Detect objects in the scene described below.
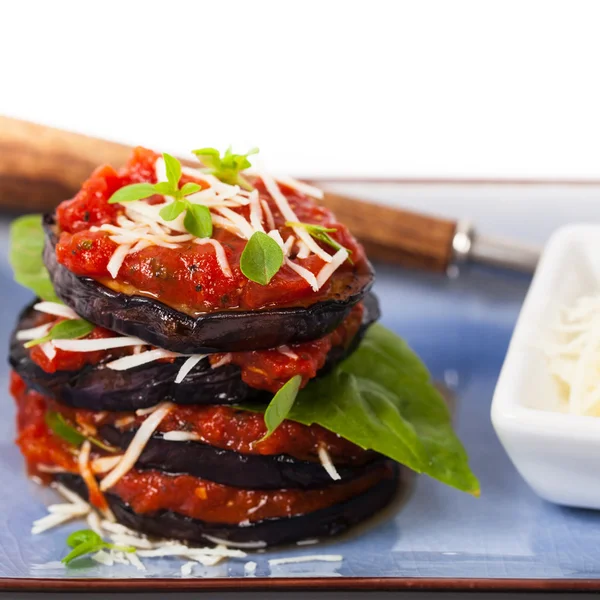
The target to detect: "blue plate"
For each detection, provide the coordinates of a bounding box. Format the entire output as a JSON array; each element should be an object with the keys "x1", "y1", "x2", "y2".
[{"x1": 0, "y1": 208, "x2": 598, "y2": 593}]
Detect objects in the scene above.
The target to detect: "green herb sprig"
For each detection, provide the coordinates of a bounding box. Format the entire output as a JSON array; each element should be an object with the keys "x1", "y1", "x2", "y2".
[
  {"x1": 108, "y1": 153, "x2": 212, "y2": 239},
  {"x1": 9, "y1": 215, "x2": 60, "y2": 302},
  {"x1": 192, "y1": 146, "x2": 258, "y2": 191},
  {"x1": 62, "y1": 529, "x2": 135, "y2": 565},
  {"x1": 24, "y1": 319, "x2": 94, "y2": 349},
  {"x1": 286, "y1": 221, "x2": 353, "y2": 264},
  {"x1": 240, "y1": 231, "x2": 284, "y2": 285},
  {"x1": 45, "y1": 411, "x2": 117, "y2": 454},
  {"x1": 258, "y1": 375, "x2": 302, "y2": 441}
]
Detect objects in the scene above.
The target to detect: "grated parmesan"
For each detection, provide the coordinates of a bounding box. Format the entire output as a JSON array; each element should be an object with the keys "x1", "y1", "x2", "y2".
[
  {"x1": 33, "y1": 302, "x2": 79, "y2": 320},
  {"x1": 545, "y1": 293, "x2": 600, "y2": 415},
  {"x1": 100, "y1": 403, "x2": 173, "y2": 490},
  {"x1": 106, "y1": 348, "x2": 180, "y2": 371},
  {"x1": 175, "y1": 354, "x2": 206, "y2": 384},
  {"x1": 317, "y1": 445, "x2": 341, "y2": 481},
  {"x1": 53, "y1": 336, "x2": 146, "y2": 352},
  {"x1": 162, "y1": 431, "x2": 201, "y2": 442}
]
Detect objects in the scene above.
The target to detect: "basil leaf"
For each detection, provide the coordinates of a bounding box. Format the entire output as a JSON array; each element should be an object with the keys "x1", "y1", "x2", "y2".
[
  {"x1": 260, "y1": 375, "x2": 302, "y2": 441},
  {"x1": 241, "y1": 324, "x2": 479, "y2": 494},
  {"x1": 62, "y1": 539, "x2": 104, "y2": 565},
  {"x1": 9, "y1": 215, "x2": 59, "y2": 301},
  {"x1": 154, "y1": 181, "x2": 176, "y2": 196},
  {"x1": 240, "y1": 231, "x2": 284, "y2": 285},
  {"x1": 45, "y1": 411, "x2": 86, "y2": 446},
  {"x1": 62, "y1": 529, "x2": 135, "y2": 565},
  {"x1": 287, "y1": 221, "x2": 353, "y2": 263},
  {"x1": 45, "y1": 411, "x2": 117, "y2": 453},
  {"x1": 192, "y1": 146, "x2": 258, "y2": 191},
  {"x1": 163, "y1": 152, "x2": 182, "y2": 188},
  {"x1": 25, "y1": 319, "x2": 94, "y2": 348},
  {"x1": 67, "y1": 529, "x2": 102, "y2": 549},
  {"x1": 191, "y1": 147, "x2": 220, "y2": 170},
  {"x1": 159, "y1": 200, "x2": 186, "y2": 221},
  {"x1": 180, "y1": 182, "x2": 201, "y2": 196},
  {"x1": 183, "y1": 203, "x2": 213, "y2": 238},
  {"x1": 108, "y1": 183, "x2": 156, "y2": 204}
]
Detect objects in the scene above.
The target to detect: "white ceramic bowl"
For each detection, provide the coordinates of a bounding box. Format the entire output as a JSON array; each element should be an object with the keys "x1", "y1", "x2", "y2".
[{"x1": 492, "y1": 224, "x2": 600, "y2": 510}]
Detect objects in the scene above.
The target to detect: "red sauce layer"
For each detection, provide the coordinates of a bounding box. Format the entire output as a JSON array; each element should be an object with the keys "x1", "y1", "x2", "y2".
[
  {"x1": 24, "y1": 304, "x2": 363, "y2": 393},
  {"x1": 55, "y1": 147, "x2": 370, "y2": 314},
  {"x1": 110, "y1": 465, "x2": 390, "y2": 524},
  {"x1": 12, "y1": 372, "x2": 369, "y2": 465},
  {"x1": 12, "y1": 374, "x2": 390, "y2": 523}
]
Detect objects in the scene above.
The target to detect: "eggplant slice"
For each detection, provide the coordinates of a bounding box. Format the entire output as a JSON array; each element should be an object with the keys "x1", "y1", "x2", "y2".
[
  {"x1": 56, "y1": 463, "x2": 402, "y2": 547},
  {"x1": 100, "y1": 425, "x2": 382, "y2": 490},
  {"x1": 43, "y1": 215, "x2": 374, "y2": 353},
  {"x1": 9, "y1": 294, "x2": 379, "y2": 411}
]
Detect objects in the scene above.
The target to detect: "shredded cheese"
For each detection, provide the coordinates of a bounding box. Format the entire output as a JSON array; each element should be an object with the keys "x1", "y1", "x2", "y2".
[
  {"x1": 248, "y1": 190, "x2": 265, "y2": 233},
  {"x1": 175, "y1": 354, "x2": 206, "y2": 383},
  {"x1": 91, "y1": 455, "x2": 124, "y2": 474},
  {"x1": 278, "y1": 345, "x2": 298, "y2": 360},
  {"x1": 106, "y1": 242, "x2": 132, "y2": 278},
  {"x1": 79, "y1": 441, "x2": 113, "y2": 520},
  {"x1": 100, "y1": 403, "x2": 173, "y2": 491},
  {"x1": 285, "y1": 258, "x2": 319, "y2": 292},
  {"x1": 201, "y1": 534, "x2": 267, "y2": 549},
  {"x1": 211, "y1": 353, "x2": 232, "y2": 369},
  {"x1": 39, "y1": 342, "x2": 57, "y2": 361},
  {"x1": 259, "y1": 171, "x2": 332, "y2": 263},
  {"x1": 33, "y1": 302, "x2": 79, "y2": 320},
  {"x1": 193, "y1": 239, "x2": 233, "y2": 278},
  {"x1": 53, "y1": 336, "x2": 146, "y2": 352},
  {"x1": 16, "y1": 323, "x2": 52, "y2": 341},
  {"x1": 106, "y1": 348, "x2": 180, "y2": 371},
  {"x1": 162, "y1": 431, "x2": 201, "y2": 442},
  {"x1": 317, "y1": 445, "x2": 341, "y2": 481},
  {"x1": 545, "y1": 294, "x2": 600, "y2": 415},
  {"x1": 316, "y1": 248, "x2": 349, "y2": 289},
  {"x1": 261, "y1": 199, "x2": 276, "y2": 230}
]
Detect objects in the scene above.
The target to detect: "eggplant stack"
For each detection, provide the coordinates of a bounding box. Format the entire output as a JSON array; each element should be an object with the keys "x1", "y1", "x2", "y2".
[{"x1": 8, "y1": 146, "x2": 478, "y2": 549}]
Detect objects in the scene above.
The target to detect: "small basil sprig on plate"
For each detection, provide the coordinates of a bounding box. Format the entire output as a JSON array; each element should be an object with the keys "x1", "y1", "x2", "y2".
[
  {"x1": 24, "y1": 319, "x2": 94, "y2": 349},
  {"x1": 286, "y1": 221, "x2": 353, "y2": 264},
  {"x1": 62, "y1": 529, "x2": 135, "y2": 565},
  {"x1": 192, "y1": 146, "x2": 258, "y2": 191},
  {"x1": 240, "y1": 231, "x2": 284, "y2": 285},
  {"x1": 45, "y1": 411, "x2": 117, "y2": 453},
  {"x1": 9, "y1": 214, "x2": 60, "y2": 301},
  {"x1": 108, "y1": 153, "x2": 212, "y2": 239},
  {"x1": 259, "y1": 375, "x2": 302, "y2": 441}
]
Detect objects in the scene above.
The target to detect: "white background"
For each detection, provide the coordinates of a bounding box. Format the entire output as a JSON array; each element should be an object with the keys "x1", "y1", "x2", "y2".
[{"x1": 1, "y1": 0, "x2": 600, "y2": 179}]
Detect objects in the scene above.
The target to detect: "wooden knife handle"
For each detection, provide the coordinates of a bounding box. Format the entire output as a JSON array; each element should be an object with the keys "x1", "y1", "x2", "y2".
[{"x1": 0, "y1": 116, "x2": 458, "y2": 272}]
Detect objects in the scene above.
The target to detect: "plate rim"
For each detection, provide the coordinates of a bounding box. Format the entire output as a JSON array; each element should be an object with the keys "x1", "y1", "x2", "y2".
[{"x1": 1, "y1": 576, "x2": 600, "y2": 593}]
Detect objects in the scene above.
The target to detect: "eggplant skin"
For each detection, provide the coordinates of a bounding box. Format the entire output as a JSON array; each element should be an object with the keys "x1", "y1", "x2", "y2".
[
  {"x1": 100, "y1": 425, "x2": 383, "y2": 490},
  {"x1": 43, "y1": 215, "x2": 375, "y2": 353},
  {"x1": 9, "y1": 294, "x2": 379, "y2": 411},
  {"x1": 55, "y1": 464, "x2": 401, "y2": 547}
]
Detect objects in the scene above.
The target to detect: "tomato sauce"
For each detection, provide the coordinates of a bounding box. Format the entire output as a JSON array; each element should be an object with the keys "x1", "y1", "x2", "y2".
[
  {"x1": 12, "y1": 372, "x2": 369, "y2": 466},
  {"x1": 110, "y1": 465, "x2": 391, "y2": 524},
  {"x1": 12, "y1": 373, "x2": 390, "y2": 522},
  {"x1": 55, "y1": 147, "x2": 371, "y2": 315},
  {"x1": 211, "y1": 302, "x2": 363, "y2": 392},
  {"x1": 23, "y1": 303, "x2": 363, "y2": 393}
]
